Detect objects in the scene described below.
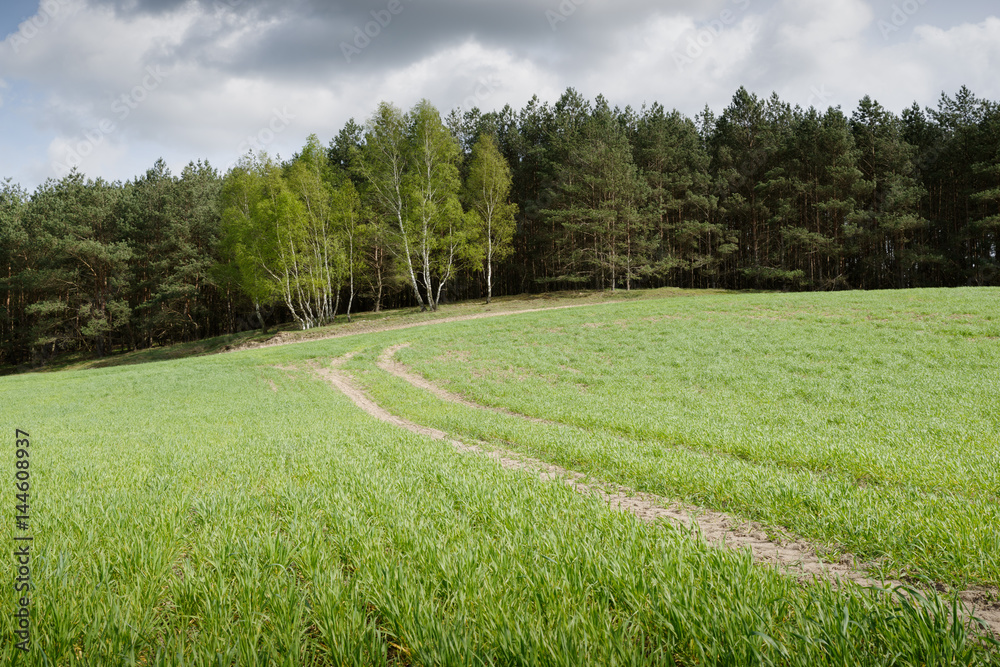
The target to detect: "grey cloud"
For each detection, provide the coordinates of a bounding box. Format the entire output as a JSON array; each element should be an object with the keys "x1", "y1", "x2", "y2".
[
  {"x1": 91, "y1": 0, "x2": 725, "y2": 79},
  {"x1": 3, "y1": 0, "x2": 993, "y2": 190},
  {"x1": 868, "y1": 0, "x2": 998, "y2": 38}
]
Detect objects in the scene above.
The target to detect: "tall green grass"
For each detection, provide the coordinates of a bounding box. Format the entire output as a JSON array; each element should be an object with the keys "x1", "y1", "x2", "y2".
[
  {"x1": 1, "y1": 326, "x2": 996, "y2": 663},
  {"x1": 348, "y1": 287, "x2": 1000, "y2": 589}
]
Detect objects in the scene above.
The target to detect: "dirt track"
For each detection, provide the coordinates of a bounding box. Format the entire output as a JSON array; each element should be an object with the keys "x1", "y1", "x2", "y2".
[
  {"x1": 376, "y1": 343, "x2": 555, "y2": 424},
  {"x1": 311, "y1": 348, "x2": 1000, "y2": 640},
  {"x1": 230, "y1": 301, "x2": 618, "y2": 354}
]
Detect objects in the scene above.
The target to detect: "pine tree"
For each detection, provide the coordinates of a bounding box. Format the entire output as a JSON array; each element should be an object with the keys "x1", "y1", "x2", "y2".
[
  {"x1": 632, "y1": 103, "x2": 728, "y2": 288},
  {"x1": 24, "y1": 173, "x2": 132, "y2": 358},
  {"x1": 543, "y1": 96, "x2": 647, "y2": 290},
  {"x1": 849, "y1": 97, "x2": 929, "y2": 288},
  {"x1": 0, "y1": 180, "x2": 31, "y2": 364},
  {"x1": 710, "y1": 87, "x2": 785, "y2": 288},
  {"x1": 968, "y1": 102, "x2": 1000, "y2": 284}
]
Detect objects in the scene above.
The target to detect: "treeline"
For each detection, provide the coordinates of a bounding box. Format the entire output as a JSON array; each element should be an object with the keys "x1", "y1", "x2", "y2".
[
  {"x1": 483, "y1": 86, "x2": 999, "y2": 294},
  {"x1": 1, "y1": 86, "x2": 998, "y2": 366}
]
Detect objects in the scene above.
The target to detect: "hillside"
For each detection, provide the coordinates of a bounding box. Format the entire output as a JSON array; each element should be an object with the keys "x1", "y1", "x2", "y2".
[{"x1": 2, "y1": 287, "x2": 998, "y2": 664}]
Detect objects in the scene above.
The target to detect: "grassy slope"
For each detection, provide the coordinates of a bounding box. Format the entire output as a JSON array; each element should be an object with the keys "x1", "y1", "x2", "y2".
[
  {"x1": 361, "y1": 287, "x2": 1000, "y2": 588},
  {"x1": 0, "y1": 287, "x2": 997, "y2": 664},
  {"x1": 23, "y1": 288, "x2": 676, "y2": 375}
]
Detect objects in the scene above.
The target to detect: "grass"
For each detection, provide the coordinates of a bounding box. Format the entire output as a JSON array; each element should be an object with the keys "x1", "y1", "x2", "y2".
[
  {"x1": 359, "y1": 287, "x2": 1000, "y2": 589},
  {"x1": 0, "y1": 287, "x2": 998, "y2": 664},
  {"x1": 16, "y1": 288, "x2": 681, "y2": 375}
]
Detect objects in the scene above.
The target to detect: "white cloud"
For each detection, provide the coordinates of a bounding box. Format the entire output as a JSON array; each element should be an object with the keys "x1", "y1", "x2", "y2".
[
  {"x1": 907, "y1": 17, "x2": 1000, "y2": 97},
  {"x1": 359, "y1": 40, "x2": 559, "y2": 117},
  {"x1": 0, "y1": 0, "x2": 998, "y2": 188},
  {"x1": 569, "y1": 8, "x2": 765, "y2": 111},
  {"x1": 47, "y1": 134, "x2": 128, "y2": 178},
  {"x1": 775, "y1": 0, "x2": 873, "y2": 48}
]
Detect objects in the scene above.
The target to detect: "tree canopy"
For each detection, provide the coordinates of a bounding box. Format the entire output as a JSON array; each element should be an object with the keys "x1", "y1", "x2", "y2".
[{"x1": 3, "y1": 88, "x2": 999, "y2": 367}]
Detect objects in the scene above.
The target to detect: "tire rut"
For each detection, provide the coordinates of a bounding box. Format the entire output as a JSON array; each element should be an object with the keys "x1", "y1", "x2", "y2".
[
  {"x1": 229, "y1": 301, "x2": 617, "y2": 354},
  {"x1": 377, "y1": 343, "x2": 556, "y2": 425},
  {"x1": 361, "y1": 348, "x2": 1000, "y2": 640}
]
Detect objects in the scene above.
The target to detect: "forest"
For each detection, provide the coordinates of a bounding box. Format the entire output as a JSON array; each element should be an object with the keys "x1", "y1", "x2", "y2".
[{"x1": 1, "y1": 85, "x2": 998, "y2": 367}]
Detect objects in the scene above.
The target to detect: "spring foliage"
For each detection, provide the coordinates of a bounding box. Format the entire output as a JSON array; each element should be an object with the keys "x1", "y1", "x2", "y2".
[{"x1": 2, "y1": 87, "x2": 999, "y2": 365}]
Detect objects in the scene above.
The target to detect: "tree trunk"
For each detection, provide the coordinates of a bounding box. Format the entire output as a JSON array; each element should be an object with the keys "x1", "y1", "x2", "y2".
[
  {"x1": 255, "y1": 302, "x2": 268, "y2": 334},
  {"x1": 346, "y1": 238, "x2": 355, "y2": 323}
]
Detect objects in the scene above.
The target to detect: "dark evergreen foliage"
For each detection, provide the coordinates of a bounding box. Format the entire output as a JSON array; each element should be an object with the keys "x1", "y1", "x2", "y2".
[{"x1": 2, "y1": 87, "x2": 998, "y2": 367}]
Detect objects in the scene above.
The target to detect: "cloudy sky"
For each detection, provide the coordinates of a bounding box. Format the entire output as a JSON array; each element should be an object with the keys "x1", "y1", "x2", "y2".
[{"x1": 0, "y1": 0, "x2": 997, "y2": 189}]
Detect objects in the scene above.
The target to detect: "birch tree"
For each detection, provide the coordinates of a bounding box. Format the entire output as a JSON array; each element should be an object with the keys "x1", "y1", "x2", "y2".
[
  {"x1": 405, "y1": 99, "x2": 477, "y2": 310},
  {"x1": 360, "y1": 100, "x2": 479, "y2": 311},
  {"x1": 286, "y1": 135, "x2": 345, "y2": 325},
  {"x1": 218, "y1": 156, "x2": 274, "y2": 331},
  {"x1": 332, "y1": 179, "x2": 362, "y2": 321},
  {"x1": 465, "y1": 133, "x2": 517, "y2": 303},
  {"x1": 220, "y1": 153, "x2": 321, "y2": 330},
  {"x1": 359, "y1": 102, "x2": 428, "y2": 310}
]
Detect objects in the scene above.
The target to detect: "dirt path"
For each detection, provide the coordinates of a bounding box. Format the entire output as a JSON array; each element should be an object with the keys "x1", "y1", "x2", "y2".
[
  {"x1": 358, "y1": 347, "x2": 1000, "y2": 639},
  {"x1": 377, "y1": 343, "x2": 556, "y2": 424},
  {"x1": 230, "y1": 301, "x2": 617, "y2": 354}
]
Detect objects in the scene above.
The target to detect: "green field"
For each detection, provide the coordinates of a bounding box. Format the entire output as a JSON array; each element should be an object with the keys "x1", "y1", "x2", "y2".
[{"x1": 2, "y1": 287, "x2": 999, "y2": 665}]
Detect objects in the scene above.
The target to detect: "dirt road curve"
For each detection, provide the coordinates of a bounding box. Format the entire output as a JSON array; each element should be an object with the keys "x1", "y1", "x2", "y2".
[
  {"x1": 231, "y1": 301, "x2": 617, "y2": 354},
  {"x1": 313, "y1": 351, "x2": 1000, "y2": 640},
  {"x1": 376, "y1": 343, "x2": 556, "y2": 424}
]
